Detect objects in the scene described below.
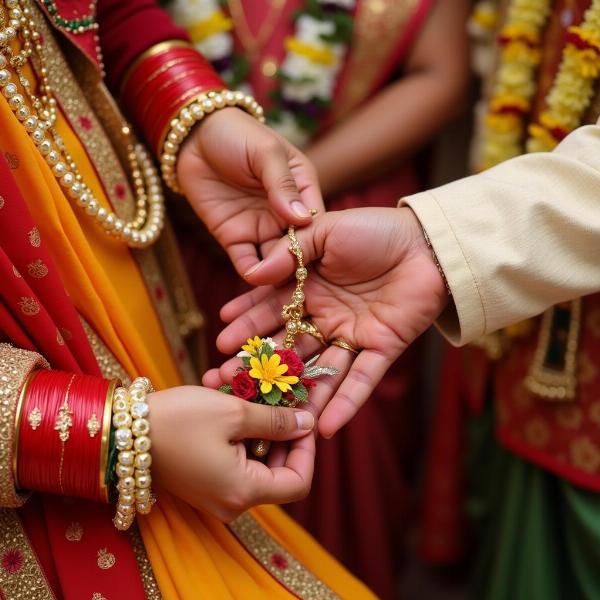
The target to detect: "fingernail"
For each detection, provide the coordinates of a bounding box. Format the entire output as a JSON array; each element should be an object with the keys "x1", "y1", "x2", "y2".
[
  {"x1": 291, "y1": 201, "x2": 310, "y2": 218},
  {"x1": 244, "y1": 260, "x2": 264, "y2": 277},
  {"x1": 295, "y1": 410, "x2": 314, "y2": 430}
]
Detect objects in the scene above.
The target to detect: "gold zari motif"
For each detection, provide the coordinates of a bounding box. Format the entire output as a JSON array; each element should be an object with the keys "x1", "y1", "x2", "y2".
[{"x1": 0, "y1": 344, "x2": 48, "y2": 507}]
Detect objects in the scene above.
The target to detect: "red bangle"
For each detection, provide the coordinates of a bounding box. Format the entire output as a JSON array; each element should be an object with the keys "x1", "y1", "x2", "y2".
[
  {"x1": 17, "y1": 370, "x2": 113, "y2": 503},
  {"x1": 120, "y1": 42, "x2": 224, "y2": 156}
]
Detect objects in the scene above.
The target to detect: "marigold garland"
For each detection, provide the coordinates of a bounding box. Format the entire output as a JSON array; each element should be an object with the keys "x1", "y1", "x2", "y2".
[
  {"x1": 479, "y1": 0, "x2": 552, "y2": 169},
  {"x1": 527, "y1": 0, "x2": 600, "y2": 151}
]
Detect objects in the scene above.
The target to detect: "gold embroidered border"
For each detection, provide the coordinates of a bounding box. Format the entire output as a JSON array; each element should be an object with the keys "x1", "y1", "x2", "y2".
[
  {"x1": 334, "y1": 0, "x2": 420, "y2": 119},
  {"x1": 0, "y1": 344, "x2": 48, "y2": 507},
  {"x1": 129, "y1": 524, "x2": 163, "y2": 600},
  {"x1": 80, "y1": 319, "x2": 131, "y2": 386},
  {"x1": 0, "y1": 509, "x2": 55, "y2": 599},
  {"x1": 229, "y1": 513, "x2": 340, "y2": 599},
  {"x1": 32, "y1": 7, "x2": 136, "y2": 220}
]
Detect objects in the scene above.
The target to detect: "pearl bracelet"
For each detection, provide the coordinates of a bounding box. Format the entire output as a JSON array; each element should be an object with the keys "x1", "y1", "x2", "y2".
[
  {"x1": 160, "y1": 89, "x2": 266, "y2": 193},
  {"x1": 112, "y1": 377, "x2": 154, "y2": 531}
]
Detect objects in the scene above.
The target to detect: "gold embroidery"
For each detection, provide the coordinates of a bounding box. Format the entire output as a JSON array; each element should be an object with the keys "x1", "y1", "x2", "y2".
[
  {"x1": 555, "y1": 406, "x2": 583, "y2": 430},
  {"x1": 4, "y1": 152, "x2": 19, "y2": 170},
  {"x1": 27, "y1": 407, "x2": 42, "y2": 431},
  {"x1": 570, "y1": 436, "x2": 600, "y2": 473},
  {"x1": 26, "y1": 259, "x2": 48, "y2": 279},
  {"x1": 58, "y1": 327, "x2": 73, "y2": 341},
  {"x1": 129, "y1": 525, "x2": 162, "y2": 600},
  {"x1": 54, "y1": 375, "x2": 75, "y2": 443},
  {"x1": 92, "y1": 594, "x2": 108, "y2": 600},
  {"x1": 80, "y1": 319, "x2": 130, "y2": 385},
  {"x1": 28, "y1": 227, "x2": 40, "y2": 248},
  {"x1": 0, "y1": 509, "x2": 55, "y2": 599},
  {"x1": 1, "y1": 344, "x2": 47, "y2": 507},
  {"x1": 56, "y1": 329, "x2": 65, "y2": 346},
  {"x1": 96, "y1": 548, "x2": 116, "y2": 570},
  {"x1": 0, "y1": 195, "x2": 4, "y2": 209},
  {"x1": 229, "y1": 513, "x2": 340, "y2": 599},
  {"x1": 12, "y1": 265, "x2": 21, "y2": 278},
  {"x1": 87, "y1": 413, "x2": 100, "y2": 437},
  {"x1": 65, "y1": 521, "x2": 83, "y2": 542},
  {"x1": 334, "y1": 0, "x2": 420, "y2": 118},
  {"x1": 524, "y1": 417, "x2": 550, "y2": 448},
  {"x1": 18, "y1": 297, "x2": 40, "y2": 316}
]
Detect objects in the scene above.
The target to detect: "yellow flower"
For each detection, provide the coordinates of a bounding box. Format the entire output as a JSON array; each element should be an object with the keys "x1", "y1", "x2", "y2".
[
  {"x1": 241, "y1": 336, "x2": 263, "y2": 356},
  {"x1": 249, "y1": 353, "x2": 299, "y2": 394}
]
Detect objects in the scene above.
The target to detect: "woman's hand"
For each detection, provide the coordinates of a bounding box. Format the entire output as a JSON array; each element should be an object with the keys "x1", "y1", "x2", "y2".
[
  {"x1": 177, "y1": 108, "x2": 324, "y2": 276},
  {"x1": 147, "y1": 385, "x2": 315, "y2": 521},
  {"x1": 206, "y1": 207, "x2": 448, "y2": 438}
]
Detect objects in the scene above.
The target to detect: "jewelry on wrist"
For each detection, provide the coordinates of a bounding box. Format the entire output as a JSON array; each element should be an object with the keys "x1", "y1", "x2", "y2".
[
  {"x1": 160, "y1": 89, "x2": 266, "y2": 193},
  {"x1": 16, "y1": 370, "x2": 114, "y2": 502},
  {"x1": 113, "y1": 377, "x2": 154, "y2": 531},
  {"x1": 422, "y1": 228, "x2": 452, "y2": 296}
]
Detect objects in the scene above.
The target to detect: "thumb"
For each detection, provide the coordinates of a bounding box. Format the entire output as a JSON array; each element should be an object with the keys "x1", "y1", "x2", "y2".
[
  {"x1": 244, "y1": 212, "x2": 334, "y2": 284},
  {"x1": 236, "y1": 403, "x2": 315, "y2": 441},
  {"x1": 251, "y1": 139, "x2": 313, "y2": 223}
]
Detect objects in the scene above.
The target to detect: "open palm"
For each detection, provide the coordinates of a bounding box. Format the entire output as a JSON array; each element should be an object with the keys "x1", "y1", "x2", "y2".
[
  {"x1": 177, "y1": 108, "x2": 324, "y2": 276},
  {"x1": 208, "y1": 207, "x2": 448, "y2": 437}
]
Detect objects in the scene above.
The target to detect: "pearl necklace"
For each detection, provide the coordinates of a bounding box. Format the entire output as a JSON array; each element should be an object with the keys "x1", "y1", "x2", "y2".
[{"x1": 0, "y1": 0, "x2": 164, "y2": 248}]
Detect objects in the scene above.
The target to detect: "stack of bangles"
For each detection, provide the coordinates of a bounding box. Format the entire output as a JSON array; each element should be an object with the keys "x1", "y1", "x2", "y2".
[{"x1": 14, "y1": 371, "x2": 154, "y2": 530}]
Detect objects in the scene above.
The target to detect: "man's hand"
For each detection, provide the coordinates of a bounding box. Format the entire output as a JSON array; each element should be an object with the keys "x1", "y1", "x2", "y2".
[
  {"x1": 204, "y1": 207, "x2": 449, "y2": 437},
  {"x1": 177, "y1": 107, "x2": 324, "y2": 276}
]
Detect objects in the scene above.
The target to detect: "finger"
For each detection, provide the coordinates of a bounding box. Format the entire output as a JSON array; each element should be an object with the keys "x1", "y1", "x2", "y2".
[
  {"x1": 266, "y1": 441, "x2": 290, "y2": 469},
  {"x1": 237, "y1": 403, "x2": 315, "y2": 441},
  {"x1": 220, "y1": 285, "x2": 278, "y2": 324},
  {"x1": 226, "y1": 241, "x2": 262, "y2": 279},
  {"x1": 243, "y1": 214, "x2": 334, "y2": 286},
  {"x1": 318, "y1": 348, "x2": 397, "y2": 438},
  {"x1": 217, "y1": 286, "x2": 293, "y2": 354},
  {"x1": 245, "y1": 433, "x2": 315, "y2": 505},
  {"x1": 202, "y1": 368, "x2": 224, "y2": 388},
  {"x1": 252, "y1": 140, "x2": 313, "y2": 223}
]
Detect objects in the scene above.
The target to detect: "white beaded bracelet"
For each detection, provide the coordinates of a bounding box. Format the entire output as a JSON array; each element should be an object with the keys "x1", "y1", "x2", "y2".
[{"x1": 160, "y1": 89, "x2": 266, "y2": 193}]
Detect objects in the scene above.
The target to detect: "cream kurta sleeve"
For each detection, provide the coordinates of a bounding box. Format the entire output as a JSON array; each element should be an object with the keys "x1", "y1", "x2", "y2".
[{"x1": 402, "y1": 123, "x2": 600, "y2": 346}]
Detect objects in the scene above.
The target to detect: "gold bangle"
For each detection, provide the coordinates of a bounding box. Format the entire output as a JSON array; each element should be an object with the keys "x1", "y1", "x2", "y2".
[
  {"x1": 12, "y1": 369, "x2": 38, "y2": 490},
  {"x1": 99, "y1": 379, "x2": 118, "y2": 503},
  {"x1": 160, "y1": 89, "x2": 266, "y2": 193}
]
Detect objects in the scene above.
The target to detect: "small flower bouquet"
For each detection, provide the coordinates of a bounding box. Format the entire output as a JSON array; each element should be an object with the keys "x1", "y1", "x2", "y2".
[{"x1": 219, "y1": 336, "x2": 338, "y2": 407}]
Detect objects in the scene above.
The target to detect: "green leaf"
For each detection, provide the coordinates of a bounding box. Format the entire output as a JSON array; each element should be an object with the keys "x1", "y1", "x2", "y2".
[
  {"x1": 291, "y1": 382, "x2": 309, "y2": 403},
  {"x1": 242, "y1": 356, "x2": 251, "y2": 368},
  {"x1": 218, "y1": 384, "x2": 233, "y2": 395},
  {"x1": 260, "y1": 343, "x2": 274, "y2": 358},
  {"x1": 261, "y1": 387, "x2": 282, "y2": 405}
]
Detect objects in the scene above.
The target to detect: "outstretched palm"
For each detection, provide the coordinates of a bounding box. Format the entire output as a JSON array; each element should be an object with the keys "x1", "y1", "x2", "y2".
[
  {"x1": 208, "y1": 207, "x2": 448, "y2": 436},
  {"x1": 177, "y1": 108, "x2": 324, "y2": 276}
]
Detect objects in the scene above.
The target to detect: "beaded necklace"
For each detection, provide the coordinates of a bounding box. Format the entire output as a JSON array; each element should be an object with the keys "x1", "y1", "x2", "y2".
[{"x1": 0, "y1": 0, "x2": 164, "y2": 248}]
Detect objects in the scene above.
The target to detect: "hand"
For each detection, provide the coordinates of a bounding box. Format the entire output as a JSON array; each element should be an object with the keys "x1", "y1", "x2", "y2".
[
  {"x1": 177, "y1": 108, "x2": 324, "y2": 276},
  {"x1": 206, "y1": 207, "x2": 448, "y2": 437},
  {"x1": 147, "y1": 385, "x2": 315, "y2": 521}
]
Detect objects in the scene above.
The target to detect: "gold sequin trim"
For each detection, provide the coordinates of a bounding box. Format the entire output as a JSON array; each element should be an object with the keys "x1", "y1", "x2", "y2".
[
  {"x1": 0, "y1": 509, "x2": 55, "y2": 599},
  {"x1": 0, "y1": 344, "x2": 48, "y2": 507},
  {"x1": 87, "y1": 413, "x2": 100, "y2": 437},
  {"x1": 80, "y1": 319, "x2": 130, "y2": 386},
  {"x1": 129, "y1": 524, "x2": 162, "y2": 600},
  {"x1": 229, "y1": 513, "x2": 340, "y2": 599},
  {"x1": 334, "y1": 0, "x2": 419, "y2": 119}
]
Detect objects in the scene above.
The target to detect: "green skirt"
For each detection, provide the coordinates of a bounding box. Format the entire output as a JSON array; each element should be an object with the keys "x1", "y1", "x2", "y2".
[{"x1": 466, "y1": 407, "x2": 600, "y2": 600}]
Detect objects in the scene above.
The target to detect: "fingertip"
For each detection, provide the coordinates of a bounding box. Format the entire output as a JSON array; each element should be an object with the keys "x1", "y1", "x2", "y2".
[
  {"x1": 202, "y1": 368, "x2": 222, "y2": 388},
  {"x1": 294, "y1": 410, "x2": 314, "y2": 431}
]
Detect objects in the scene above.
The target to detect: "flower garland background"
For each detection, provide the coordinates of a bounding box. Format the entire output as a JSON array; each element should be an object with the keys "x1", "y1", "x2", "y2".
[{"x1": 168, "y1": 0, "x2": 355, "y2": 147}]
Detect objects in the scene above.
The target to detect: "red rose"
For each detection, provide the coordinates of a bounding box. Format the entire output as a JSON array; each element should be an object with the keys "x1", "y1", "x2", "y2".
[
  {"x1": 232, "y1": 370, "x2": 258, "y2": 401},
  {"x1": 275, "y1": 349, "x2": 304, "y2": 376},
  {"x1": 301, "y1": 378, "x2": 316, "y2": 390}
]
